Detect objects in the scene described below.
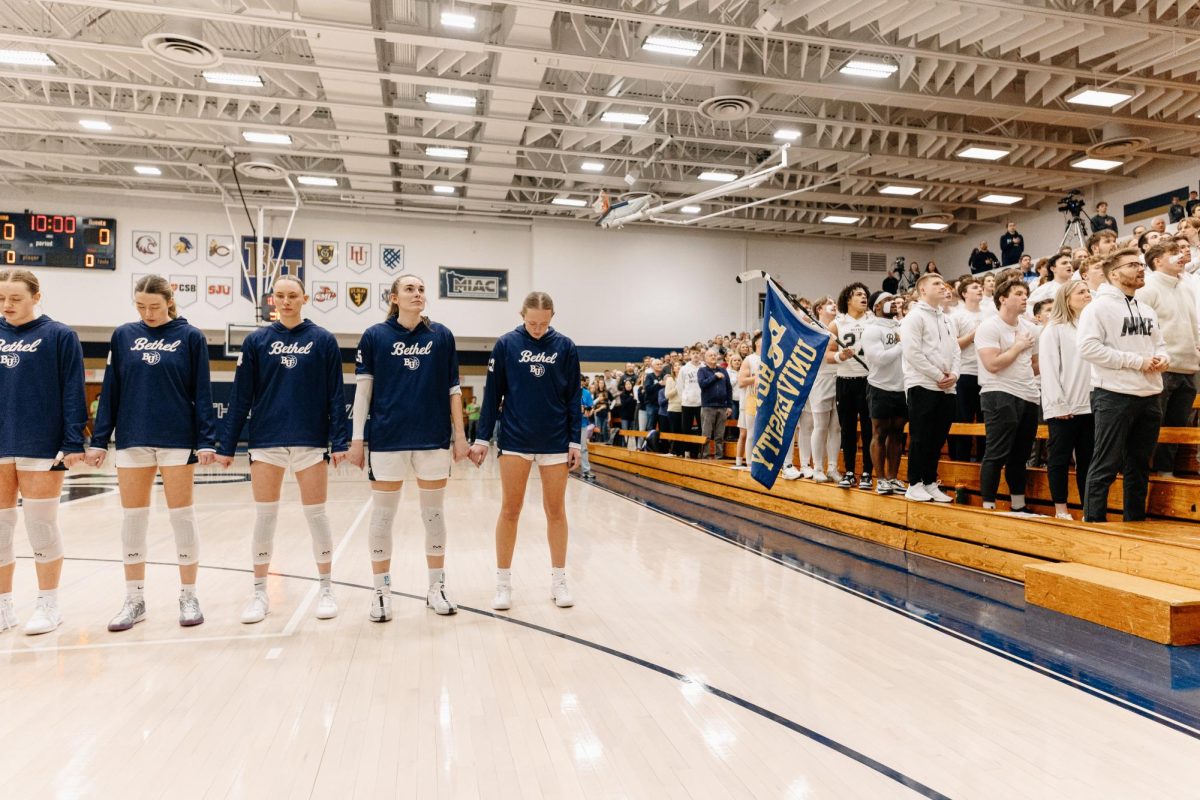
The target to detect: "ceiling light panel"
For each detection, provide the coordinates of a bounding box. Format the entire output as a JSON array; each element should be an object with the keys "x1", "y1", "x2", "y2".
[
  {"x1": 980, "y1": 193, "x2": 1023, "y2": 205},
  {"x1": 822, "y1": 215, "x2": 860, "y2": 224},
  {"x1": 1066, "y1": 88, "x2": 1133, "y2": 108},
  {"x1": 956, "y1": 146, "x2": 1010, "y2": 160},
  {"x1": 600, "y1": 111, "x2": 650, "y2": 125},
  {"x1": 879, "y1": 185, "x2": 922, "y2": 196}
]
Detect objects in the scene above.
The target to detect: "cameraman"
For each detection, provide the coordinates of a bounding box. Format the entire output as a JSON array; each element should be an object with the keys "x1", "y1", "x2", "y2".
[{"x1": 1090, "y1": 201, "x2": 1118, "y2": 234}]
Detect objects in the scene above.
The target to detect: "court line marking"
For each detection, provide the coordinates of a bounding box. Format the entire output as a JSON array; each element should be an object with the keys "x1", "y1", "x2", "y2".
[{"x1": 586, "y1": 469, "x2": 1200, "y2": 742}]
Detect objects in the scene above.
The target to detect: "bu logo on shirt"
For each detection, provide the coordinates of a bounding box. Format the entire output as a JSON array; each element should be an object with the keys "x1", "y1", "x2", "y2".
[
  {"x1": 142, "y1": 351, "x2": 161, "y2": 365},
  {"x1": 0, "y1": 354, "x2": 18, "y2": 368},
  {"x1": 403, "y1": 357, "x2": 420, "y2": 370},
  {"x1": 281, "y1": 355, "x2": 298, "y2": 369},
  {"x1": 529, "y1": 363, "x2": 545, "y2": 377}
]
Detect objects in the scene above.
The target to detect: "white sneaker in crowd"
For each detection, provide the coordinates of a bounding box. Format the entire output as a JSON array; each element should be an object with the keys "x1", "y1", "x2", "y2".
[
  {"x1": 240, "y1": 591, "x2": 270, "y2": 625},
  {"x1": 780, "y1": 466, "x2": 802, "y2": 481},
  {"x1": 23, "y1": 598, "x2": 62, "y2": 636},
  {"x1": 800, "y1": 467, "x2": 814, "y2": 479},
  {"x1": 0, "y1": 596, "x2": 17, "y2": 632},
  {"x1": 1055, "y1": 512, "x2": 1074, "y2": 521},
  {"x1": 315, "y1": 588, "x2": 338, "y2": 620},
  {"x1": 925, "y1": 483, "x2": 953, "y2": 503},
  {"x1": 905, "y1": 484, "x2": 933, "y2": 503},
  {"x1": 812, "y1": 471, "x2": 829, "y2": 483}
]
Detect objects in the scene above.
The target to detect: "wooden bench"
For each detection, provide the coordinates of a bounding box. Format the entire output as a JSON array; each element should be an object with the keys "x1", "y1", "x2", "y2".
[
  {"x1": 1025, "y1": 563, "x2": 1200, "y2": 645},
  {"x1": 945, "y1": 422, "x2": 1200, "y2": 445},
  {"x1": 616, "y1": 429, "x2": 708, "y2": 445}
]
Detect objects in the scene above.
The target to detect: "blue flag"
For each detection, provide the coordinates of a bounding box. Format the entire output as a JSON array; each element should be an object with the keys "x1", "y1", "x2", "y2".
[{"x1": 750, "y1": 282, "x2": 831, "y2": 489}]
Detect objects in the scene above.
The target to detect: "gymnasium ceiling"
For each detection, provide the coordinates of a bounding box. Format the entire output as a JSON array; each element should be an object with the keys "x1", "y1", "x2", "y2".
[{"x1": 2, "y1": 0, "x2": 1200, "y2": 243}]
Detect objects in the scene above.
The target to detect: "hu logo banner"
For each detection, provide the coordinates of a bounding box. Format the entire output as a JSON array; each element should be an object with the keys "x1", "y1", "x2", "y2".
[{"x1": 749, "y1": 282, "x2": 830, "y2": 489}]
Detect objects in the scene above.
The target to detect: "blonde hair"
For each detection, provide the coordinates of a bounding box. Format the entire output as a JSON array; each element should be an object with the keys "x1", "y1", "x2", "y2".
[
  {"x1": 521, "y1": 291, "x2": 554, "y2": 315},
  {"x1": 133, "y1": 274, "x2": 178, "y2": 319},
  {"x1": 1048, "y1": 279, "x2": 1087, "y2": 327},
  {"x1": 0, "y1": 268, "x2": 40, "y2": 296},
  {"x1": 272, "y1": 274, "x2": 305, "y2": 293}
]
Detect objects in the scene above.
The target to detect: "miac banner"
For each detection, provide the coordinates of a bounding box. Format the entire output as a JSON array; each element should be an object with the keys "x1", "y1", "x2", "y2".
[{"x1": 749, "y1": 281, "x2": 830, "y2": 489}]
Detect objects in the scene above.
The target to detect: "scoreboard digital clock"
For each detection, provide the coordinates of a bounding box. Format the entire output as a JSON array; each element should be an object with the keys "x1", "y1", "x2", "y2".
[{"x1": 0, "y1": 211, "x2": 116, "y2": 270}]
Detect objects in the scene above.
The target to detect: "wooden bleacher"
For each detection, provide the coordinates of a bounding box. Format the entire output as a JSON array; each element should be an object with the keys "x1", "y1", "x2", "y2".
[{"x1": 589, "y1": 442, "x2": 1200, "y2": 644}]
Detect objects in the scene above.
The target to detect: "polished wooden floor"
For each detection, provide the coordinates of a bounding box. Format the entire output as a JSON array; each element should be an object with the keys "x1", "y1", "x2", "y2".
[{"x1": 1, "y1": 457, "x2": 1197, "y2": 799}]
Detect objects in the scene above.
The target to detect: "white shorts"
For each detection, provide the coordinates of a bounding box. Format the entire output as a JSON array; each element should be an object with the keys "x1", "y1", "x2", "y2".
[
  {"x1": 368, "y1": 449, "x2": 451, "y2": 482},
  {"x1": 114, "y1": 447, "x2": 195, "y2": 469},
  {"x1": 249, "y1": 447, "x2": 327, "y2": 472},
  {"x1": 0, "y1": 456, "x2": 59, "y2": 472},
  {"x1": 499, "y1": 451, "x2": 569, "y2": 466}
]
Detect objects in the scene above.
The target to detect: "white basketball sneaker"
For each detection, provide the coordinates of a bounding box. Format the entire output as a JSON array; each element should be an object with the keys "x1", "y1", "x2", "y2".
[
  {"x1": 904, "y1": 483, "x2": 933, "y2": 503},
  {"x1": 0, "y1": 597, "x2": 17, "y2": 632},
  {"x1": 315, "y1": 588, "x2": 338, "y2": 619},
  {"x1": 23, "y1": 598, "x2": 62, "y2": 636},
  {"x1": 551, "y1": 576, "x2": 574, "y2": 608},
  {"x1": 107, "y1": 596, "x2": 147, "y2": 632},
  {"x1": 179, "y1": 594, "x2": 204, "y2": 627},
  {"x1": 240, "y1": 590, "x2": 270, "y2": 624},
  {"x1": 427, "y1": 582, "x2": 458, "y2": 616},
  {"x1": 368, "y1": 590, "x2": 392, "y2": 623},
  {"x1": 492, "y1": 583, "x2": 512, "y2": 611},
  {"x1": 925, "y1": 483, "x2": 953, "y2": 503},
  {"x1": 780, "y1": 466, "x2": 802, "y2": 481}
]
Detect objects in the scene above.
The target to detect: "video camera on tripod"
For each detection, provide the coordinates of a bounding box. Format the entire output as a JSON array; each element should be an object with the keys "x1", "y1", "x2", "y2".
[{"x1": 1058, "y1": 189, "x2": 1086, "y2": 218}]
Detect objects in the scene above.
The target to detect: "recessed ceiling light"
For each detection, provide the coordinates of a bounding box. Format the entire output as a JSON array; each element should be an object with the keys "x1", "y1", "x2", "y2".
[
  {"x1": 133, "y1": 165, "x2": 161, "y2": 176},
  {"x1": 642, "y1": 36, "x2": 703, "y2": 57},
  {"x1": 0, "y1": 50, "x2": 55, "y2": 66},
  {"x1": 580, "y1": 161, "x2": 605, "y2": 172},
  {"x1": 681, "y1": 205, "x2": 702, "y2": 214},
  {"x1": 822, "y1": 215, "x2": 861, "y2": 224},
  {"x1": 956, "y1": 145, "x2": 1010, "y2": 161},
  {"x1": 426, "y1": 146, "x2": 469, "y2": 159},
  {"x1": 773, "y1": 129, "x2": 801, "y2": 141},
  {"x1": 79, "y1": 119, "x2": 111, "y2": 131},
  {"x1": 1066, "y1": 87, "x2": 1133, "y2": 108},
  {"x1": 243, "y1": 131, "x2": 292, "y2": 145},
  {"x1": 551, "y1": 197, "x2": 587, "y2": 207},
  {"x1": 202, "y1": 71, "x2": 263, "y2": 87},
  {"x1": 911, "y1": 221, "x2": 949, "y2": 231},
  {"x1": 297, "y1": 175, "x2": 337, "y2": 187},
  {"x1": 441, "y1": 11, "x2": 476, "y2": 29},
  {"x1": 879, "y1": 185, "x2": 922, "y2": 196},
  {"x1": 1071, "y1": 157, "x2": 1122, "y2": 171},
  {"x1": 979, "y1": 193, "x2": 1023, "y2": 205},
  {"x1": 425, "y1": 92, "x2": 476, "y2": 108},
  {"x1": 433, "y1": 185, "x2": 456, "y2": 194},
  {"x1": 601, "y1": 111, "x2": 650, "y2": 125},
  {"x1": 699, "y1": 171, "x2": 737, "y2": 182},
  {"x1": 839, "y1": 59, "x2": 898, "y2": 78}
]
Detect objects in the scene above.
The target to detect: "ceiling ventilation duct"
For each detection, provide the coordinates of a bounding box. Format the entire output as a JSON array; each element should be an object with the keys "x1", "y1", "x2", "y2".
[
  {"x1": 235, "y1": 156, "x2": 287, "y2": 181},
  {"x1": 1086, "y1": 122, "x2": 1151, "y2": 158},
  {"x1": 697, "y1": 80, "x2": 759, "y2": 122},
  {"x1": 143, "y1": 17, "x2": 223, "y2": 68}
]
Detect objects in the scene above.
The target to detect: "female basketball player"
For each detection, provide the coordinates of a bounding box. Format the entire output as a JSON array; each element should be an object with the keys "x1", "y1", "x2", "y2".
[
  {"x1": 213, "y1": 275, "x2": 349, "y2": 624},
  {"x1": 0, "y1": 269, "x2": 86, "y2": 635},
  {"x1": 467, "y1": 292, "x2": 582, "y2": 610},
  {"x1": 86, "y1": 275, "x2": 216, "y2": 631},
  {"x1": 347, "y1": 274, "x2": 469, "y2": 623}
]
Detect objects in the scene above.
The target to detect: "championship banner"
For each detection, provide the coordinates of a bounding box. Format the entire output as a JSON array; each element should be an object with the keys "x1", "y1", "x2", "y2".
[{"x1": 749, "y1": 281, "x2": 830, "y2": 489}]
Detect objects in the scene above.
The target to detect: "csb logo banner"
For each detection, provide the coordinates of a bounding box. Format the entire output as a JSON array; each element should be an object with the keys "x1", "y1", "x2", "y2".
[{"x1": 749, "y1": 281, "x2": 830, "y2": 490}]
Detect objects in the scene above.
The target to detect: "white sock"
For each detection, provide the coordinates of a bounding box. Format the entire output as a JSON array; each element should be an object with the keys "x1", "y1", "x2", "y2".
[
  {"x1": 319, "y1": 574, "x2": 332, "y2": 590},
  {"x1": 1, "y1": 591, "x2": 12, "y2": 603},
  {"x1": 496, "y1": 568, "x2": 511, "y2": 586},
  {"x1": 253, "y1": 577, "x2": 266, "y2": 593},
  {"x1": 372, "y1": 572, "x2": 390, "y2": 593},
  {"x1": 551, "y1": 568, "x2": 566, "y2": 582},
  {"x1": 180, "y1": 583, "x2": 196, "y2": 599},
  {"x1": 126, "y1": 579, "x2": 144, "y2": 599},
  {"x1": 1011, "y1": 494, "x2": 1025, "y2": 509},
  {"x1": 428, "y1": 568, "x2": 445, "y2": 587},
  {"x1": 38, "y1": 588, "x2": 58, "y2": 602}
]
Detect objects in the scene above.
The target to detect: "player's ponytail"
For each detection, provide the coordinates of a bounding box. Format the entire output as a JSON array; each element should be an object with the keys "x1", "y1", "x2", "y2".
[{"x1": 133, "y1": 274, "x2": 178, "y2": 319}]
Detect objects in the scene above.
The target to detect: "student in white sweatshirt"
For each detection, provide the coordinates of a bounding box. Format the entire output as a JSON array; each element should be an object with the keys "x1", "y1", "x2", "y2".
[
  {"x1": 1136, "y1": 241, "x2": 1199, "y2": 477},
  {"x1": 900, "y1": 274, "x2": 961, "y2": 503},
  {"x1": 862, "y1": 293, "x2": 907, "y2": 495},
  {"x1": 1039, "y1": 280, "x2": 1094, "y2": 520},
  {"x1": 1077, "y1": 248, "x2": 1170, "y2": 522}
]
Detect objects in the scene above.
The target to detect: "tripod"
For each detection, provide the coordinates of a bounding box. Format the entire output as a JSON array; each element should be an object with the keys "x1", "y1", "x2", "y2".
[{"x1": 1060, "y1": 212, "x2": 1089, "y2": 251}]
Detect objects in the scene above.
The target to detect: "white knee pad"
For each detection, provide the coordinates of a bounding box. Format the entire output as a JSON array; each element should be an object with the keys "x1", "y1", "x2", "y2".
[
  {"x1": 0, "y1": 506, "x2": 16, "y2": 567},
  {"x1": 120, "y1": 506, "x2": 151, "y2": 565},
  {"x1": 303, "y1": 503, "x2": 333, "y2": 564},
  {"x1": 252, "y1": 501, "x2": 279, "y2": 566},
  {"x1": 23, "y1": 497, "x2": 63, "y2": 563},
  {"x1": 419, "y1": 487, "x2": 447, "y2": 558},
  {"x1": 368, "y1": 490, "x2": 400, "y2": 563},
  {"x1": 169, "y1": 506, "x2": 200, "y2": 566}
]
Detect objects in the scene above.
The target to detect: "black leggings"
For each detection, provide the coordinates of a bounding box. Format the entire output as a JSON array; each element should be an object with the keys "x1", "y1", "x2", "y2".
[
  {"x1": 1046, "y1": 414, "x2": 1094, "y2": 506},
  {"x1": 682, "y1": 406, "x2": 702, "y2": 458},
  {"x1": 836, "y1": 377, "x2": 873, "y2": 475}
]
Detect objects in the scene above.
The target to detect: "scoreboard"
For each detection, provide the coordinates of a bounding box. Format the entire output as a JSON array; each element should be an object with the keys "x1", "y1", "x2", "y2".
[{"x1": 0, "y1": 211, "x2": 116, "y2": 270}]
